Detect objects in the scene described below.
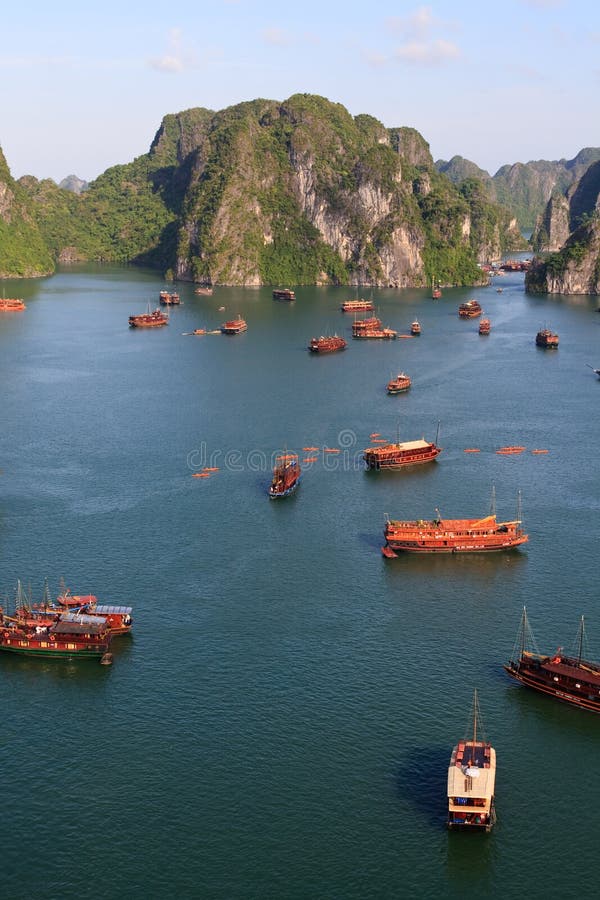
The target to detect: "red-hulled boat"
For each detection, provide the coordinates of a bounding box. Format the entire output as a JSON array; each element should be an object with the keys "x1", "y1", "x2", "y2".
[
  {"x1": 459, "y1": 300, "x2": 482, "y2": 318},
  {"x1": 536, "y1": 328, "x2": 558, "y2": 348},
  {"x1": 382, "y1": 503, "x2": 528, "y2": 555},
  {"x1": 17, "y1": 580, "x2": 133, "y2": 635},
  {"x1": 363, "y1": 432, "x2": 440, "y2": 470},
  {"x1": 387, "y1": 372, "x2": 411, "y2": 394},
  {"x1": 0, "y1": 298, "x2": 26, "y2": 311},
  {"x1": 308, "y1": 335, "x2": 347, "y2": 353},
  {"x1": 479, "y1": 317, "x2": 491, "y2": 335},
  {"x1": 129, "y1": 306, "x2": 169, "y2": 328},
  {"x1": 431, "y1": 279, "x2": 442, "y2": 299},
  {"x1": 0, "y1": 606, "x2": 111, "y2": 660},
  {"x1": 221, "y1": 316, "x2": 247, "y2": 334},
  {"x1": 269, "y1": 453, "x2": 301, "y2": 498},
  {"x1": 352, "y1": 316, "x2": 397, "y2": 340},
  {"x1": 273, "y1": 289, "x2": 296, "y2": 301},
  {"x1": 341, "y1": 298, "x2": 374, "y2": 312},
  {"x1": 504, "y1": 609, "x2": 600, "y2": 713},
  {"x1": 159, "y1": 291, "x2": 181, "y2": 305}
]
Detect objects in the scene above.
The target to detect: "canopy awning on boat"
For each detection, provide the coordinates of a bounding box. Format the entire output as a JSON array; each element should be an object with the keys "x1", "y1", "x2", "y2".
[
  {"x1": 94, "y1": 605, "x2": 132, "y2": 615},
  {"x1": 447, "y1": 751, "x2": 496, "y2": 799}
]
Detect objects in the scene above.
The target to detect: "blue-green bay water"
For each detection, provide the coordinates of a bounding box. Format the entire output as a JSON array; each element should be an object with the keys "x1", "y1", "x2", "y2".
[{"x1": 1, "y1": 264, "x2": 599, "y2": 899}]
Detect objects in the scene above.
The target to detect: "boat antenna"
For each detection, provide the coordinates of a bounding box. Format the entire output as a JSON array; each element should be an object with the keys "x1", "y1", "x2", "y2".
[{"x1": 490, "y1": 484, "x2": 496, "y2": 517}]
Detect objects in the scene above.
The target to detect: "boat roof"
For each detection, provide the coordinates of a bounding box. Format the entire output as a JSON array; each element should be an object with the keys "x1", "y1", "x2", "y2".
[
  {"x1": 367, "y1": 439, "x2": 431, "y2": 452},
  {"x1": 94, "y1": 605, "x2": 132, "y2": 615},
  {"x1": 447, "y1": 746, "x2": 496, "y2": 799},
  {"x1": 51, "y1": 618, "x2": 107, "y2": 635},
  {"x1": 540, "y1": 657, "x2": 600, "y2": 686}
]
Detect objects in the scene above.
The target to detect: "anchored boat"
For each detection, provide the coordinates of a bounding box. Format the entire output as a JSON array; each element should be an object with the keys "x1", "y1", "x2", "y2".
[
  {"x1": 447, "y1": 690, "x2": 496, "y2": 832},
  {"x1": 387, "y1": 372, "x2": 411, "y2": 394},
  {"x1": 272, "y1": 289, "x2": 296, "y2": 301},
  {"x1": 341, "y1": 298, "x2": 374, "y2": 312},
  {"x1": 504, "y1": 608, "x2": 600, "y2": 713},
  {"x1": 129, "y1": 305, "x2": 169, "y2": 328},
  {"x1": 458, "y1": 300, "x2": 482, "y2": 318},
  {"x1": 536, "y1": 328, "x2": 559, "y2": 348},
  {"x1": 308, "y1": 335, "x2": 347, "y2": 353},
  {"x1": 220, "y1": 316, "x2": 247, "y2": 334},
  {"x1": 364, "y1": 424, "x2": 440, "y2": 470}
]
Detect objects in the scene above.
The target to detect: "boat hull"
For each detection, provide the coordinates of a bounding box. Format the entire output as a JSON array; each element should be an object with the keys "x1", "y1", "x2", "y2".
[
  {"x1": 384, "y1": 537, "x2": 528, "y2": 553},
  {"x1": 269, "y1": 475, "x2": 301, "y2": 498},
  {"x1": 504, "y1": 663, "x2": 600, "y2": 713}
]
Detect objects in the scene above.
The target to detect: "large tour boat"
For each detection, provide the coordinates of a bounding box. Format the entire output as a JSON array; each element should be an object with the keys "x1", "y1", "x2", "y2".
[
  {"x1": 15, "y1": 580, "x2": 133, "y2": 635},
  {"x1": 352, "y1": 316, "x2": 397, "y2": 340},
  {"x1": 535, "y1": 328, "x2": 559, "y2": 348},
  {"x1": 458, "y1": 300, "x2": 482, "y2": 318},
  {"x1": 341, "y1": 298, "x2": 374, "y2": 312},
  {"x1": 363, "y1": 427, "x2": 440, "y2": 470},
  {"x1": 272, "y1": 289, "x2": 296, "y2": 301},
  {"x1": 387, "y1": 372, "x2": 411, "y2": 394},
  {"x1": 382, "y1": 497, "x2": 528, "y2": 555},
  {"x1": 159, "y1": 291, "x2": 180, "y2": 305},
  {"x1": 269, "y1": 453, "x2": 301, "y2": 498},
  {"x1": 447, "y1": 690, "x2": 496, "y2": 832},
  {"x1": 220, "y1": 316, "x2": 248, "y2": 334},
  {"x1": 0, "y1": 609, "x2": 112, "y2": 660},
  {"x1": 0, "y1": 297, "x2": 26, "y2": 311},
  {"x1": 504, "y1": 608, "x2": 600, "y2": 713},
  {"x1": 308, "y1": 335, "x2": 347, "y2": 353},
  {"x1": 129, "y1": 306, "x2": 169, "y2": 328}
]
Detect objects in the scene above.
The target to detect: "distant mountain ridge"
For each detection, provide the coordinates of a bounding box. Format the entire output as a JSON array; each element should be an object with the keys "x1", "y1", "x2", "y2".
[
  {"x1": 58, "y1": 175, "x2": 88, "y2": 194},
  {"x1": 436, "y1": 149, "x2": 600, "y2": 229}
]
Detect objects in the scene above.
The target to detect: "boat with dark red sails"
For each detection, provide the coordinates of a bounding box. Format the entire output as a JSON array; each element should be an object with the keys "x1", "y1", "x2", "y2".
[
  {"x1": 535, "y1": 328, "x2": 559, "y2": 348},
  {"x1": 447, "y1": 690, "x2": 496, "y2": 832},
  {"x1": 479, "y1": 317, "x2": 491, "y2": 335},
  {"x1": 382, "y1": 493, "x2": 528, "y2": 556},
  {"x1": 0, "y1": 297, "x2": 26, "y2": 311},
  {"x1": 386, "y1": 372, "x2": 411, "y2": 394},
  {"x1": 363, "y1": 423, "x2": 440, "y2": 470},
  {"x1": 341, "y1": 298, "x2": 374, "y2": 312},
  {"x1": 129, "y1": 305, "x2": 169, "y2": 328},
  {"x1": 220, "y1": 316, "x2": 247, "y2": 334},
  {"x1": 272, "y1": 289, "x2": 296, "y2": 301},
  {"x1": 458, "y1": 300, "x2": 482, "y2": 318},
  {"x1": 269, "y1": 453, "x2": 301, "y2": 498},
  {"x1": 308, "y1": 335, "x2": 347, "y2": 353},
  {"x1": 504, "y1": 608, "x2": 600, "y2": 713},
  {"x1": 159, "y1": 290, "x2": 181, "y2": 305}
]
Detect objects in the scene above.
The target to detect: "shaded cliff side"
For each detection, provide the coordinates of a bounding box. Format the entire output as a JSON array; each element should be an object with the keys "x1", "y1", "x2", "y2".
[
  {"x1": 526, "y1": 160, "x2": 600, "y2": 295},
  {"x1": 0, "y1": 148, "x2": 54, "y2": 277}
]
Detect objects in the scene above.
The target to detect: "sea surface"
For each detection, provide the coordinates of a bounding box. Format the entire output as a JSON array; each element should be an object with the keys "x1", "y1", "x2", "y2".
[{"x1": 1, "y1": 264, "x2": 599, "y2": 899}]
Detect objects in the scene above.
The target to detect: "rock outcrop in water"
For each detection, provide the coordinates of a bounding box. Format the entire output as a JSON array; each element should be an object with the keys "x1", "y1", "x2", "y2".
[
  {"x1": 5, "y1": 95, "x2": 524, "y2": 283},
  {"x1": 526, "y1": 160, "x2": 600, "y2": 295}
]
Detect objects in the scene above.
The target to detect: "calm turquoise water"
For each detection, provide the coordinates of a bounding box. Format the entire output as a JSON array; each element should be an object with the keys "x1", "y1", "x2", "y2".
[{"x1": 1, "y1": 265, "x2": 600, "y2": 899}]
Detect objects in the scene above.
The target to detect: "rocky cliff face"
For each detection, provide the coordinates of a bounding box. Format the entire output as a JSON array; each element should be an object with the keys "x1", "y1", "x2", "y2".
[{"x1": 526, "y1": 161, "x2": 600, "y2": 295}]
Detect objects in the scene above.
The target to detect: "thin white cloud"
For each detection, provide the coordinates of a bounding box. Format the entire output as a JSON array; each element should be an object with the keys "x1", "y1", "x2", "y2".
[
  {"x1": 148, "y1": 28, "x2": 188, "y2": 74},
  {"x1": 363, "y1": 50, "x2": 388, "y2": 67},
  {"x1": 387, "y1": 6, "x2": 441, "y2": 40},
  {"x1": 395, "y1": 39, "x2": 460, "y2": 65}
]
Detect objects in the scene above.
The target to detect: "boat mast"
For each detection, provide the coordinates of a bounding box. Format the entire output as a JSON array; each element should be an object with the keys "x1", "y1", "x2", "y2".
[
  {"x1": 473, "y1": 688, "x2": 478, "y2": 746},
  {"x1": 516, "y1": 489, "x2": 523, "y2": 523},
  {"x1": 435, "y1": 421, "x2": 441, "y2": 446},
  {"x1": 577, "y1": 615, "x2": 585, "y2": 665},
  {"x1": 490, "y1": 485, "x2": 496, "y2": 517}
]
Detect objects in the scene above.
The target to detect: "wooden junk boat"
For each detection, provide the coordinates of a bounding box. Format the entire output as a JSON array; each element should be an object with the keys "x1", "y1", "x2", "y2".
[
  {"x1": 15, "y1": 580, "x2": 133, "y2": 635},
  {"x1": 0, "y1": 297, "x2": 26, "y2": 311},
  {"x1": 352, "y1": 316, "x2": 397, "y2": 340},
  {"x1": 364, "y1": 437, "x2": 440, "y2": 471},
  {"x1": 269, "y1": 453, "x2": 301, "y2": 498},
  {"x1": 447, "y1": 690, "x2": 496, "y2": 832},
  {"x1": 432, "y1": 280, "x2": 442, "y2": 299},
  {"x1": 308, "y1": 335, "x2": 347, "y2": 353},
  {"x1": 129, "y1": 306, "x2": 169, "y2": 328},
  {"x1": 536, "y1": 328, "x2": 559, "y2": 348},
  {"x1": 479, "y1": 317, "x2": 491, "y2": 335},
  {"x1": 220, "y1": 316, "x2": 247, "y2": 334},
  {"x1": 341, "y1": 298, "x2": 374, "y2": 312},
  {"x1": 387, "y1": 372, "x2": 411, "y2": 394},
  {"x1": 504, "y1": 608, "x2": 600, "y2": 713},
  {"x1": 0, "y1": 597, "x2": 111, "y2": 660},
  {"x1": 272, "y1": 289, "x2": 296, "y2": 301},
  {"x1": 410, "y1": 320, "x2": 421, "y2": 335},
  {"x1": 382, "y1": 503, "x2": 528, "y2": 556},
  {"x1": 159, "y1": 290, "x2": 181, "y2": 305},
  {"x1": 458, "y1": 300, "x2": 482, "y2": 318}
]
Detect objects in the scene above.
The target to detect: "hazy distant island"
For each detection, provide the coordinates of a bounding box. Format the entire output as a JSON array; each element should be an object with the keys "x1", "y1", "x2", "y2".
[{"x1": 0, "y1": 93, "x2": 598, "y2": 293}]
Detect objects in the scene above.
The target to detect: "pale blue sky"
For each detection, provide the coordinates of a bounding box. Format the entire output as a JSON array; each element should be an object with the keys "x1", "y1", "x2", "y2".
[{"x1": 2, "y1": 0, "x2": 598, "y2": 183}]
